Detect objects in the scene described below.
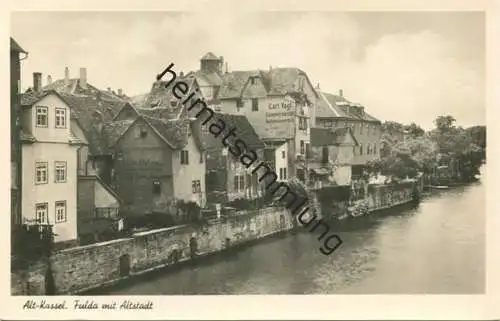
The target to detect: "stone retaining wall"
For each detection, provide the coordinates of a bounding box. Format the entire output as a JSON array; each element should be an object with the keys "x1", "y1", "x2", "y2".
[{"x1": 11, "y1": 206, "x2": 293, "y2": 295}]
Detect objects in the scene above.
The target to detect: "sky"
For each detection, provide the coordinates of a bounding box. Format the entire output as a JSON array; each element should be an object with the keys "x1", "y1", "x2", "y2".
[{"x1": 11, "y1": 11, "x2": 485, "y2": 129}]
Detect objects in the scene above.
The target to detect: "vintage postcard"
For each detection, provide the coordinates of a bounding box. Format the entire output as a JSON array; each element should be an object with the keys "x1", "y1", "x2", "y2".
[{"x1": 3, "y1": 0, "x2": 499, "y2": 319}]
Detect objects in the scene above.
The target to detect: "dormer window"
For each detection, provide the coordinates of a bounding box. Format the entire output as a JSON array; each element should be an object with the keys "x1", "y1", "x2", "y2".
[
  {"x1": 250, "y1": 77, "x2": 256, "y2": 85},
  {"x1": 55, "y1": 108, "x2": 66, "y2": 128},
  {"x1": 170, "y1": 100, "x2": 177, "y2": 107},
  {"x1": 36, "y1": 106, "x2": 48, "y2": 127}
]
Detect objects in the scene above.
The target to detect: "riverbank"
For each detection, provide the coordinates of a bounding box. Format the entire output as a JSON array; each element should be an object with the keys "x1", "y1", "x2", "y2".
[
  {"x1": 11, "y1": 179, "x2": 426, "y2": 295},
  {"x1": 11, "y1": 206, "x2": 295, "y2": 295}
]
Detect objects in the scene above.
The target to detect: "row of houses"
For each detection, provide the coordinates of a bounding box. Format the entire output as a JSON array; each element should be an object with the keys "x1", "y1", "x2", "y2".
[{"x1": 11, "y1": 41, "x2": 382, "y2": 248}]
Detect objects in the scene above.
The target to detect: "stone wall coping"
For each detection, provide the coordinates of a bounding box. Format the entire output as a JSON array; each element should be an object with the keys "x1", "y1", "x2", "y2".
[
  {"x1": 56, "y1": 236, "x2": 133, "y2": 254},
  {"x1": 132, "y1": 224, "x2": 189, "y2": 237}
]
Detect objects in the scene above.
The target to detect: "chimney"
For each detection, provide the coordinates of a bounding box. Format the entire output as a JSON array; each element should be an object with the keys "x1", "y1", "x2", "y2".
[
  {"x1": 79, "y1": 67, "x2": 87, "y2": 89},
  {"x1": 47, "y1": 75, "x2": 52, "y2": 85},
  {"x1": 118, "y1": 88, "x2": 123, "y2": 96},
  {"x1": 64, "y1": 67, "x2": 69, "y2": 86},
  {"x1": 316, "y1": 82, "x2": 320, "y2": 90},
  {"x1": 107, "y1": 87, "x2": 111, "y2": 93},
  {"x1": 33, "y1": 72, "x2": 42, "y2": 93},
  {"x1": 225, "y1": 62, "x2": 228, "y2": 74},
  {"x1": 180, "y1": 71, "x2": 184, "y2": 77},
  {"x1": 219, "y1": 56, "x2": 224, "y2": 73},
  {"x1": 339, "y1": 89, "x2": 343, "y2": 97}
]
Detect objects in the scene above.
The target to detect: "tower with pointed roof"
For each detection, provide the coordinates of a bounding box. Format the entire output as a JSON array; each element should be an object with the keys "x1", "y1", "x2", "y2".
[{"x1": 200, "y1": 52, "x2": 223, "y2": 74}]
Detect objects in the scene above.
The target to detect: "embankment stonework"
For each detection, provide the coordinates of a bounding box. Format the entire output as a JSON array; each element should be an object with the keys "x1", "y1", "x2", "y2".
[{"x1": 12, "y1": 206, "x2": 293, "y2": 295}]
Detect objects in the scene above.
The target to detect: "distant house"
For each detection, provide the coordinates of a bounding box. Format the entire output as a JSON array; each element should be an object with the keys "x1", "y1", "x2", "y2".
[
  {"x1": 309, "y1": 127, "x2": 358, "y2": 188},
  {"x1": 202, "y1": 113, "x2": 265, "y2": 203},
  {"x1": 20, "y1": 86, "x2": 85, "y2": 245},
  {"x1": 104, "y1": 111, "x2": 206, "y2": 215},
  {"x1": 315, "y1": 89, "x2": 381, "y2": 177},
  {"x1": 262, "y1": 139, "x2": 289, "y2": 182}
]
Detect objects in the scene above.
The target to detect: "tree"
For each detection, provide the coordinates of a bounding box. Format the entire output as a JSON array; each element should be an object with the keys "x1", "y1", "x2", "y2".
[
  {"x1": 404, "y1": 122, "x2": 425, "y2": 138},
  {"x1": 434, "y1": 115, "x2": 456, "y2": 132}
]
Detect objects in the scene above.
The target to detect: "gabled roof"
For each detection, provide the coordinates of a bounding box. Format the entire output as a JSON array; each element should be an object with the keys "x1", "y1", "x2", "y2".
[
  {"x1": 316, "y1": 91, "x2": 380, "y2": 123},
  {"x1": 264, "y1": 68, "x2": 319, "y2": 98},
  {"x1": 42, "y1": 78, "x2": 129, "y2": 102},
  {"x1": 186, "y1": 70, "x2": 224, "y2": 87},
  {"x1": 20, "y1": 89, "x2": 66, "y2": 107},
  {"x1": 310, "y1": 127, "x2": 358, "y2": 147},
  {"x1": 108, "y1": 115, "x2": 205, "y2": 153},
  {"x1": 201, "y1": 52, "x2": 220, "y2": 60},
  {"x1": 140, "y1": 76, "x2": 200, "y2": 119},
  {"x1": 218, "y1": 70, "x2": 263, "y2": 100},
  {"x1": 10, "y1": 37, "x2": 27, "y2": 53},
  {"x1": 202, "y1": 113, "x2": 265, "y2": 152}
]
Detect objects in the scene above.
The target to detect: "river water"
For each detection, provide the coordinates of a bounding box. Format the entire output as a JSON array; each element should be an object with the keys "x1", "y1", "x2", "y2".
[{"x1": 106, "y1": 170, "x2": 485, "y2": 295}]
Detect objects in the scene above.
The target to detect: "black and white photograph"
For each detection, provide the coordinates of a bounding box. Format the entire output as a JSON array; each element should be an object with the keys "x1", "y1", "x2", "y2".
[{"x1": 5, "y1": 3, "x2": 497, "y2": 319}]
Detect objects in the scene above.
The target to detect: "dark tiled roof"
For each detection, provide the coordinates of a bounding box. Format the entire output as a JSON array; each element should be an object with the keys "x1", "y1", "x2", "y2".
[
  {"x1": 42, "y1": 79, "x2": 129, "y2": 102},
  {"x1": 218, "y1": 70, "x2": 265, "y2": 100},
  {"x1": 202, "y1": 113, "x2": 265, "y2": 152},
  {"x1": 20, "y1": 90, "x2": 54, "y2": 106},
  {"x1": 59, "y1": 94, "x2": 126, "y2": 155},
  {"x1": 316, "y1": 91, "x2": 380, "y2": 122},
  {"x1": 264, "y1": 68, "x2": 305, "y2": 95},
  {"x1": 140, "y1": 77, "x2": 200, "y2": 119},
  {"x1": 10, "y1": 38, "x2": 26, "y2": 53},
  {"x1": 310, "y1": 127, "x2": 357, "y2": 147},
  {"x1": 187, "y1": 70, "x2": 224, "y2": 87},
  {"x1": 100, "y1": 119, "x2": 135, "y2": 152},
  {"x1": 201, "y1": 52, "x2": 220, "y2": 60},
  {"x1": 141, "y1": 116, "x2": 205, "y2": 152}
]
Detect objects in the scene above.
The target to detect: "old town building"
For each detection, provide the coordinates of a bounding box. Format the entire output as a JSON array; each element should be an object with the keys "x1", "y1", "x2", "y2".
[
  {"x1": 11, "y1": 38, "x2": 28, "y2": 229},
  {"x1": 315, "y1": 89, "x2": 382, "y2": 177},
  {"x1": 309, "y1": 127, "x2": 358, "y2": 189},
  {"x1": 103, "y1": 108, "x2": 206, "y2": 216},
  {"x1": 20, "y1": 85, "x2": 85, "y2": 244},
  {"x1": 202, "y1": 113, "x2": 265, "y2": 203}
]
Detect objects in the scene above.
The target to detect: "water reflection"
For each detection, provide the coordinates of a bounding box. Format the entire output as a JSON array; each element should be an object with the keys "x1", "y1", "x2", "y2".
[{"x1": 106, "y1": 180, "x2": 485, "y2": 295}]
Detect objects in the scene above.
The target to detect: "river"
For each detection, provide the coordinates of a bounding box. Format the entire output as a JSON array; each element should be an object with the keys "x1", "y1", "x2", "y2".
[{"x1": 106, "y1": 170, "x2": 485, "y2": 295}]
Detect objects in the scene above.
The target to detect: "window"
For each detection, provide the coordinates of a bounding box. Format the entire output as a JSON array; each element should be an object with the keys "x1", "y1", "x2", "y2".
[
  {"x1": 55, "y1": 201, "x2": 67, "y2": 223},
  {"x1": 250, "y1": 77, "x2": 256, "y2": 85},
  {"x1": 95, "y1": 208, "x2": 119, "y2": 219},
  {"x1": 246, "y1": 174, "x2": 252, "y2": 188},
  {"x1": 55, "y1": 108, "x2": 66, "y2": 128},
  {"x1": 35, "y1": 203, "x2": 48, "y2": 224},
  {"x1": 359, "y1": 144, "x2": 363, "y2": 155},
  {"x1": 180, "y1": 150, "x2": 189, "y2": 164},
  {"x1": 279, "y1": 168, "x2": 287, "y2": 180},
  {"x1": 200, "y1": 152, "x2": 204, "y2": 163},
  {"x1": 233, "y1": 175, "x2": 244, "y2": 192},
  {"x1": 152, "y1": 180, "x2": 161, "y2": 195},
  {"x1": 237, "y1": 99, "x2": 244, "y2": 108},
  {"x1": 374, "y1": 143, "x2": 378, "y2": 155},
  {"x1": 170, "y1": 100, "x2": 177, "y2": 107},
  {"x1": 281, "y1": 151, "x2": 286, "y2": 159},
  {"x1": 298, "y1": 118, "x2": 308, "y2": 130},
  {"x1": 140, "y1": 128, "x2": 148, "y2": 138},
  {"x1": 54, "y1": 161, "x2": 66, "y2": 183},
  {"x1": 252, "y1": 98, "x2": 259, "y2": 111},
  {"x1": 35, "y1": 162, "x2": 48, "y2": 184},
  {"x1": 36, "y1": 106, "x2": 48, "y2": 127},
  {"x1": 360, "y1": 123, "x2": 363, "y2": 134},
  {"x1": 300, "y1": 140, "x2": 305, "y2": 155},
  {"x1": 191, "y1": 180, "x2": 201, "y2": 194}
]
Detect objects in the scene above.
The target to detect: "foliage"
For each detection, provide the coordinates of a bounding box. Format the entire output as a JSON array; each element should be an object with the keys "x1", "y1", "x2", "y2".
[{"x1": 374, "y1": 115, "x2": 485, "y2": 183}]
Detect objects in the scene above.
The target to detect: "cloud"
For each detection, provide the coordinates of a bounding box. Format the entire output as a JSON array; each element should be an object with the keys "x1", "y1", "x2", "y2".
[{"x1": 11, "y1": 11, "x2": 484, "y2": 128}]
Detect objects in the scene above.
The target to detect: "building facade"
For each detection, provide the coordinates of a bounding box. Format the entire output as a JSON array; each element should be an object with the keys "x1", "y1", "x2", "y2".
[
  {"x1": 316, "y1": 90, "x2": 382, "y2": 176},
  {"x1": 10, "y1": 38, "x2": 28, "y2": 228},
  {"x1": 20, "y1": 87, "x2": 84, "y2": 244},
  {"x1": 105, "y1": 113, "x2": 206, "y2": 216},
  {"x1": 203, "y1": 113, "x2": 265, "y2": 203},
  {"x1": 309, "y1": 127, "x2": 358, "y2": 188}
]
